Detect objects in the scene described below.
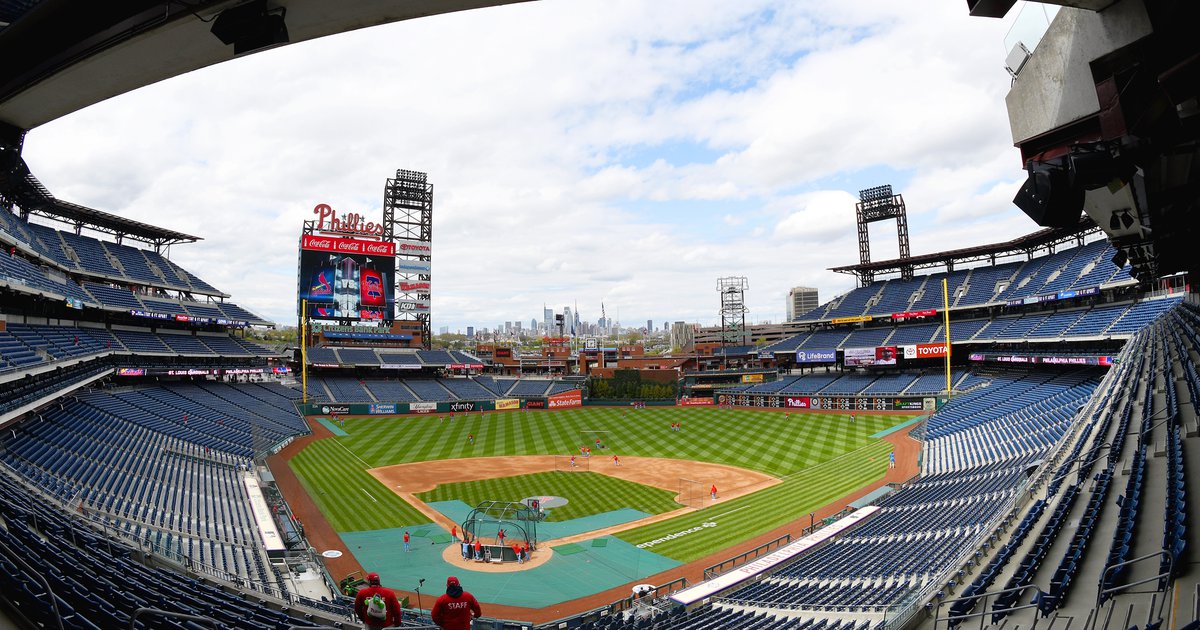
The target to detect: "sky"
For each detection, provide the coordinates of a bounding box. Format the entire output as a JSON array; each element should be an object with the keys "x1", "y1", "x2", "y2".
[{"x1": 22, "y1": 0, "x2": 1045, "y2": 333}]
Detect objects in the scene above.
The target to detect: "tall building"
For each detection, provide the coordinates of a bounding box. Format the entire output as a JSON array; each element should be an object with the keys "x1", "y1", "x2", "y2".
[
  {"x1": 670, "y1": 321, "x2": 694, "y2": 351},
  {"x1": 787, "y1": 286, "x2": 820, "y2": 320},
  {"x1": 563, "y1": 306, "x2": 574, "y2": 336},
  {"x1": 543, "y1": 307, "x2": 553, "y2": 335},
  {"x1": 466, "y1": 326, "x2": 474, "y2": 338},
  {"x1": 646, "y1": 319, "x2": 653, "y2": 332}
]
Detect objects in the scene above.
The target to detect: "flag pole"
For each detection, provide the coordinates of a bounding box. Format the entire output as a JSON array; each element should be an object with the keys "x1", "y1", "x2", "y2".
[
  {"x1": 301, "y1": 298, "x2": 309, "y2": 404},
  {"x1": 942, "y1": 278, "x2": 952, "y2": 398}
]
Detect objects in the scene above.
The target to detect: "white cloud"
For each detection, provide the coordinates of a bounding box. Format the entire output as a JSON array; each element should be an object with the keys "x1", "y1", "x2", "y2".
[{"x1": 20, "y1": 0, "x2": 1030, "y2": 331}]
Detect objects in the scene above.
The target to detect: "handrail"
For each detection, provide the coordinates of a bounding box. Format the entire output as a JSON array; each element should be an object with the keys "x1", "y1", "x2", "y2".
[
  {"x1": 932, "y1": 583, "x2": 1046, "y2": 630},
  {"x1": 0, "y1": 536, "x2": 65, "y2": 630},
  {"x1": 130, "y1": 608, "x2": 219, "y2": 629}
]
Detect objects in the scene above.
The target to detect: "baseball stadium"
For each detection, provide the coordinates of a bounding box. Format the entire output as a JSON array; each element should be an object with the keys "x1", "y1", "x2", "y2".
[{"x1": 0, "y1": 2, "x2": 1198, "y2": 630}]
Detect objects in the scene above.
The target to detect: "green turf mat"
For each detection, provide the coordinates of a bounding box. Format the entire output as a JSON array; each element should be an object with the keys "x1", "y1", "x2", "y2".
[
  {"x1": 410, "y1": 527, "x2": 430, "y2": 537},
  {"x1": 428, "y1": 533, "x2": 453, "y2": 544},
  {"x1": 316, "y1": 418, "x2": 349, "y2": 437},
  {"x1": 591, "y1": 538, "x2": 608, "y2": 548},
  {"x1": 870, "y1": 415, "x2": 927, "y2": 438},
  {"x1": 554, "y1": 543, "x2": 586, "y2": 555}
]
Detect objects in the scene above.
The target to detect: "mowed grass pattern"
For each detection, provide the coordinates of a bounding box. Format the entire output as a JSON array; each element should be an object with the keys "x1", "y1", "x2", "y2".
[
  {"x1": 614, "y1": 440, "x2": 892, "y2": 562},
  {"x1": 417, "y1": 471, "x2": 679, "y2": 522},
  {"x1": 289, "y1": 408, "x2": 908, "y2": 540}
]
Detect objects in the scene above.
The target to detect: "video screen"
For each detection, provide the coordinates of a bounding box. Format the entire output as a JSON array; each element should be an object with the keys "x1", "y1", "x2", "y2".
[{"x1": 298, "y1": 246, "x2": 395, "y2": 322}]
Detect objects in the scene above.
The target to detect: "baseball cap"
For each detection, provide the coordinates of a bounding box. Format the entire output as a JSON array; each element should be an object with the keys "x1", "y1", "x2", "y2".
[
  {"x1": 447, "y1": 576, "x2": 460, "y2": 587},
  {"x1": 367, "y1": 572, "x2": 381, "y2": 585}
]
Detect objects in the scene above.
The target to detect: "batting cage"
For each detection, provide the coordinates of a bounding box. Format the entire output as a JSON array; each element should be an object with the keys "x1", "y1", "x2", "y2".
[{"x1": 460, "y1": 500, "x2": 540, "y2": 563}]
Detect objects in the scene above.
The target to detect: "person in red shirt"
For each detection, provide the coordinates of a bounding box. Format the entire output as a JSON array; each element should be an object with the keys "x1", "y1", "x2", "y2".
[
  {"x1": 711, "y1": 484, "x2": 718, "y2": 500},
  {"x1": 354, "y1": 572, "x2": 402, "y2": 629},
  {"x1": 403, "y1": 531, "x2": 410, "y2": 552},
  {"x1": 431, "y1": 576, "x2": 481, "y2": 630},
  {"x1": 450, "y1": 524, "x2": 457, "y2": 541},
  {"x1": 473, "y1": 538, "x2": 482, "y2": 560}
]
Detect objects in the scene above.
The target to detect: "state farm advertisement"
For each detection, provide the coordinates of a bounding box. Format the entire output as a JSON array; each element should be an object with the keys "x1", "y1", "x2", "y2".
[
  {"x1": 785, "y1": 397, "x2": 811, "y2": 408},
  {"x1": 548, "y1": 390, "x2": 583, "y2": 409},
  {"x1": 301, "y1": 234, "x2": 396, "y2": 256}
]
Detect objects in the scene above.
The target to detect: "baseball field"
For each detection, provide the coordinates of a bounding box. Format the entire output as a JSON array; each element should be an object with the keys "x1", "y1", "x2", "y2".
[{"x1": 288, "y1": 406, "x2": 911, "y2": 564}]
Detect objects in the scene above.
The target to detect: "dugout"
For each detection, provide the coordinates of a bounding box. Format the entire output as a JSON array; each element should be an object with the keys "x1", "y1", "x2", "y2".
[{"x1": 461, "y1": 500, "x2": 539, "y2": 562}]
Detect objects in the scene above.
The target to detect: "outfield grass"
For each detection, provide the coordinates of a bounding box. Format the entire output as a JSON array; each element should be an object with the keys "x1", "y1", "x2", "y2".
[
  {"x1": 613, "y1": 440, "x2": 892, "y2": 562},
  {"x1": 289, "y1": 407, "x2": 908, "y2": 541},
  {"x1": 417, "y1": 471, "x2": 679, "y2": 522}
]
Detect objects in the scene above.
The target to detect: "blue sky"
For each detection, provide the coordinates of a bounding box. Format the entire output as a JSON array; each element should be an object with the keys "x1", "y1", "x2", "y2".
[{"x1": 22, "y1": 0, "x2": 1040, "y2": 332}]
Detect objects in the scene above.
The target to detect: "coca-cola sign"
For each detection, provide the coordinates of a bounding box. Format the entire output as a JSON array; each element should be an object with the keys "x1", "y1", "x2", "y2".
[
  {"x1": 313, "y1": 203, "x2": 383, "y2": 238},
  {"x1": 301, "y1": 234, "x2": 396, "y2": 256}
]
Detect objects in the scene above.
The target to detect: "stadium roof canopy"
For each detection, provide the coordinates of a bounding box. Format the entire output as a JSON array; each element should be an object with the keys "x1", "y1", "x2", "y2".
[
  {"x1": 0, "y1": 0, "x2": 533, "y2": 132},
  {"x1": 829, "y1": 215, "x2": 1100, "y2": 282},
  {"x1": 14, "y1": 171, "x2": 201, "y2": 247}
]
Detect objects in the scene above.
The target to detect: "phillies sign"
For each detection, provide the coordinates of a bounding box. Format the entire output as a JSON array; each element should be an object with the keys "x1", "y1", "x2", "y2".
[
  {"x1": 301, "y1": 234, "x2": 396, "y2": 256},
  {"x1": 313, "y1": 204, "x2": 384, "y2": 238}
]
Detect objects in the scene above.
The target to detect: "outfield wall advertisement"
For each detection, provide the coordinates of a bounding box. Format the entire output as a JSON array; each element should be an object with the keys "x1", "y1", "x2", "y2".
[{"x1": 548, "y1": 390, "x2": 583, "y2": 408}]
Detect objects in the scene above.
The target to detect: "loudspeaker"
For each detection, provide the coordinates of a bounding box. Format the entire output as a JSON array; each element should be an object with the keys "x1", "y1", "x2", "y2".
[
  {"x1": 211, "y1": 0, "x2": 288, "y2": 56},
  {"x1": 1013, "y1": 161, "x2": 1085, "y2": 228}
]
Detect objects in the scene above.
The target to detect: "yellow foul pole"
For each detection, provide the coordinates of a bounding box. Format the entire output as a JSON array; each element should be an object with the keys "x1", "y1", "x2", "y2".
[
  {"x1": 301, "y1": 299, "x2": 308, "y2": 404},
  {"x1": 942, "y1": 278, "x2": 952, "y2": 398}
]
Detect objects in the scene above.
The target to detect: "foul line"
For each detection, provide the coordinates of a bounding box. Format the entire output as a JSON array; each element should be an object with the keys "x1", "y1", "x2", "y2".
[
  {"x1": 778, "y1": 442, "x2": 891, "y2": 482},
  {"x1": 333, "y1": 437, "x2": 371, "y2": 468},
  {"x1": 361, "y1": 488, "x2": 378, "y2": 503}
]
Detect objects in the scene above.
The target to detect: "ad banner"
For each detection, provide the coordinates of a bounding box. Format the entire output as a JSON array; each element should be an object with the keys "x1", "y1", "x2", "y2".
[
  {"x1": 844, "y1": 346, "x2": 897, "y2": 367},
  {"x1": 301, "y1": 234, "x2": 396, "y2": 256},
  {"x1": 784, "y1": 396, "x2": 811, "y2": 409},
  {"x1": 409, "y1": 401, "x2": 437, "y2": 414},
  {"x1": 395, "y1": 238, "x2": 432, "y2": 255},
  {"x1": 902, "y1": 343, "x2": 948, "y2": 359},
  {"x1": 679, "y1": 397, "x2": 714, "y2": 406},
  {"x1": 891, "y1": 309, "x2": 937, "y2": 321},
  {"x1": 368, "y1": 403, "x2": 398, "y2": 415},
  {"x1": 397, "y1": 299, "x2": 431, "y2": 313},
  {"x1": 548, "y1": 390, "x2": 583, "y2": 409},
  {"x1": 495, "y1": 398, "x2": 520, "y2": 410},
  {"x1": 795, "y1": 348, "x2": 837, "y2": 364},
  {"x1": 396, "y1": 260, "x2": 432, "y2": 274},
  {"x1": 524, "y1": 399, "x2": 547, "y2": 409},
  {"x1": 741, "y1": 374, "x2": 765, "y2": 384},
  {"x1": 831, "y1": 315, "x2": 873, "y2": 325}
]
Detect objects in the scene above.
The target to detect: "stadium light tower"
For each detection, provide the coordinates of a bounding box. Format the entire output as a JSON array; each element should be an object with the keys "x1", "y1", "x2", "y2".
[
  {"x1": 383, "y1": 169, "x2": 433, "y2": 349},
  {"x1": 717, "y1": 276, "x2": 749, "y2": 351},
  {"x1": 855, "y1": 185, "x2": 911, "y2": 286}
]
